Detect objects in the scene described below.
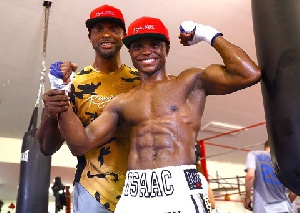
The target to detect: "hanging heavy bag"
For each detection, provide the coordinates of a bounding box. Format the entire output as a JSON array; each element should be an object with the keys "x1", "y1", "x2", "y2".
[
  {"x1": 16, "y1": 107, "x2": 52, "y2": 213},
  {"x1": 252, "y1": 0, "x2": 300, "y2": 195}
]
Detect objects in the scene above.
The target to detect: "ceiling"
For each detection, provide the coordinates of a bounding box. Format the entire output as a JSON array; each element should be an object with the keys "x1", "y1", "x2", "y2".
[{"x1": 0, "y1": 0, "x2": 268, "y2": 203}]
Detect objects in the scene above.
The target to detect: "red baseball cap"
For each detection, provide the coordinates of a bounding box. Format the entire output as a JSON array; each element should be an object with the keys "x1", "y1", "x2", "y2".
[
  {"x1": 85, "y1": 5, "x2": 126, "y2": 32},
  {"x1": 122, "y1": 16, "x2": 170, "y2": 49}
]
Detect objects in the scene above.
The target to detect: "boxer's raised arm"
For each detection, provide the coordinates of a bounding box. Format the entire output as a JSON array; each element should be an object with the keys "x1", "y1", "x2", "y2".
[{"x1": 179, "y1": 21, "x2": 261, "y2": 95}]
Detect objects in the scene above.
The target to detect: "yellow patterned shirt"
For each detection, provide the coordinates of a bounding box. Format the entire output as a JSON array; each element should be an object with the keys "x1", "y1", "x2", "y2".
[{"x1": 69, "y1": 64, "x2": 140, "y2": 212}]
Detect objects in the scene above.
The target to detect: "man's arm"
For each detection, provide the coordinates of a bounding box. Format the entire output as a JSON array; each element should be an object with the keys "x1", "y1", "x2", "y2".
[
  {"x1": 36, "y1": 61, "x2": 77, "y2": 155},
  {"x1": 207, "y1": 184, "x2": 215, "y2": 209},
  {"x1": 179, "y1": 22, "x2": 261, "y2": 95},
  {"x1": 58, "y1": 100, "x2": 120, "y2": 156},
  {"x1": 36, "y1": 89, "x2": 69, "y2": 155},
  {"x1": 288, "y1": 190, "x2": 297, "y2": 203},
  {"x1": 202, "y1": 36, "x2": 261, "y2": 95},
  {"x1": 244, "y1": 167, "x2": 255, "y2": 210}
]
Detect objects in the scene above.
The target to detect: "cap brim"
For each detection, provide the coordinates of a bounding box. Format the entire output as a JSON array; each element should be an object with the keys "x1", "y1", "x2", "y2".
[
  {"x1": 85, "y1": 17, "x2": 126, "y2": 32},
  {"x1": 122, "y1": 33, "x2": 169, "y2": 49}
]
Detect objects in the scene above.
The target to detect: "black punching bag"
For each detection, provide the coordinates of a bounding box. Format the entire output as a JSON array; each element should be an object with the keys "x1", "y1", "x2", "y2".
[
  {"x1": 252, "y1": 0, "x2": 300, "y2": 195},
  {"x1": 16, "y1": 107, "x2": 52, "y2": 212}
]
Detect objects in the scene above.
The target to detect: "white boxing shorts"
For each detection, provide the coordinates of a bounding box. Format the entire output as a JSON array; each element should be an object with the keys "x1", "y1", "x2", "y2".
[{"x1": 115, "y1": 165, "x2": 212, "y2": 213}]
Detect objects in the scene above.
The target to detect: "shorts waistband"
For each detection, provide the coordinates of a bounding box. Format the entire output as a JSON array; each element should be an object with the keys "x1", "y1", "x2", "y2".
[{"x1": 123, "y1": 165, "x2": 206, "y2": 198}]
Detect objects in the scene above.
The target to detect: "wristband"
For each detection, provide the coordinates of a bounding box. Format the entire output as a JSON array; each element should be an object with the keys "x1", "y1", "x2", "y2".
[
  {"x1": 180, "y1": 21, "x2": 222, "y2": 46},
  {"x1": 211, "y1": 32, "x2": 223, "y2": 46},
  {"x1": 192, "y1": 24, "x2": 222, "y2": 45}
]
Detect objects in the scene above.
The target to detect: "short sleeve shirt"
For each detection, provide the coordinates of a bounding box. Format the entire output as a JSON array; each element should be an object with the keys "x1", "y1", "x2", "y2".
[
  {"x1": 69, "y1": 64, "x2": 140, "y2": 211},
  {"x1": 245, "y1": 151, "x2": 290, "y2": 213}
]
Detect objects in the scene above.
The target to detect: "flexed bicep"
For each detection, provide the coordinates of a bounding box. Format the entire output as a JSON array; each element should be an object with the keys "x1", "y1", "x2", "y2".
[{"x1": 201, "y1": 64, "x2": 246, "y2": 95}]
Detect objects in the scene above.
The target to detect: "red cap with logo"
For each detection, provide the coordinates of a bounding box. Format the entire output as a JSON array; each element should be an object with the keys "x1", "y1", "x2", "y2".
[
  {"x1": 122, "y1": 16, "x2": 170, "y2": 49},
  {"x1": 85, "y1": 5, "x2": 126, "y2": 31}
]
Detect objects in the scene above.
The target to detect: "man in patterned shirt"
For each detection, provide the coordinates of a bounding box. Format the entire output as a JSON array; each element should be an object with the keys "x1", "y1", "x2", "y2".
[{"x1": 36, "y1": 5, "x2": 139, "y2": 213}]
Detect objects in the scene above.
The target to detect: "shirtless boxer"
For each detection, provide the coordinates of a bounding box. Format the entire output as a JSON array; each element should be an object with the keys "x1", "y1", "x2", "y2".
[{"x1": 58, "y1": 16, "x2": 261, "y2": 213}]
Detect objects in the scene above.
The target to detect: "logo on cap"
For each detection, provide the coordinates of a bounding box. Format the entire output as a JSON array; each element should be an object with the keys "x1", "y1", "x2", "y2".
[
  {"x1": 133, "y1": 25, "x2": 155, "y2": 34},
  {"x1": 95, "y1": 11, "x2": 116, "y2": 17}
]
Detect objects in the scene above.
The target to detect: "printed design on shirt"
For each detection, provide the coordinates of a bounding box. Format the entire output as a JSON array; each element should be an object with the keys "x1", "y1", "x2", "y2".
[
  {"x1": 116, "y1": 194, "x2": 121, "y2": 200},
  {"x1": 121, "y1": 76, "x2": 140, "y2": 83},
  {"x1": 85, "y1": 111, "x2": 99, "y2": 123},
  {"x1": 103, "y1": 202, "x2": 110, "y2": 210},
  {"x1": 94, "y1": 191, "x2": 101, "y2": 202},
  {"x1": 86, "y1": 140, "x2": 119, "y2": 182},
  {"x1": 69, "y1": 80, "x2": 102, "y2": 114},
  {"x1": 69, "y1": 84, "x2": 77, "y2": 113},
  {"x1": 123, "y1": 170, "x2": 174, "y2": 198},
  {"x1": 87, "y1": 170, "x2": 119, "y2": 182},
  {"x1": 121, "y1": 71, "x2": 139, "y2": 83},
  {"x1": 98, "y1": 146, "x2": 111, "y2": 166},
  {"x1": 124, "y1": 65, "x2": 139, "y2": 78},
  {"x1": 77, "y1": 83, "x2": 102, "y2": 99},
  {"x1": 78, "y1": 68, "x2": 93, "y2": 75},
  {"x1": 94, "y1": 191, "x2": 111, "y2": 210},
  {"x1": 257, "y1": 154, "x2": 281, "y2": 185},
  {"x1": 86, "y1": 94, "x2": 114, "y2": 109},
  {"x1": 184, "y1": 169, "x2": 203, "y2": 190},
  {"x1": 112, "y1": 66, "x2": 139, "y2": 89}
]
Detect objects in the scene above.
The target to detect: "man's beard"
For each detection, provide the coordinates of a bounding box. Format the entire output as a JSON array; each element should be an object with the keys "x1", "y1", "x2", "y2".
[
  {"x1": 96, "y1": 45, "x2": 121, "y2": 58},
  {"x1": 99, "y1": 49, "x2": 116, "y2": 58}
]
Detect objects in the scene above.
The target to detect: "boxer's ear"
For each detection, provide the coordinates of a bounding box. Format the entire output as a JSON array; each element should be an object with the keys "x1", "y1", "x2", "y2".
[{"x1": 166, "y1": 43, "x2": 170, "y2": 56}]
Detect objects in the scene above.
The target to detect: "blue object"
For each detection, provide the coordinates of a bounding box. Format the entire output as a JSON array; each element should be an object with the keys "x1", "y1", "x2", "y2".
[{"x1": 49, "y1": 61, "x2": 63, "y2": 79}]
